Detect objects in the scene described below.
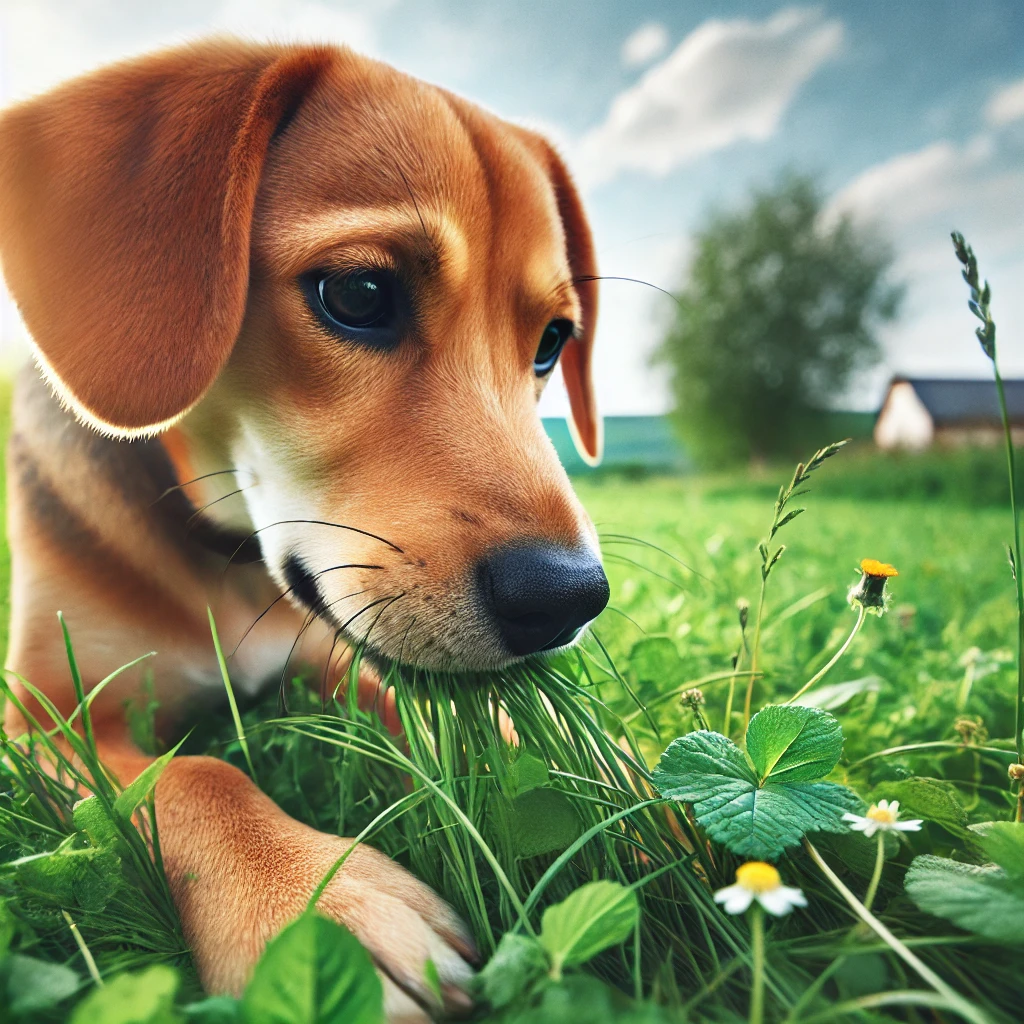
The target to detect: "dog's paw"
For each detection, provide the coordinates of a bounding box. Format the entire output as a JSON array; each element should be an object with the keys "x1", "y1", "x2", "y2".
[
  {"x1": 180, "y1": 823, "x2": 475, "y2": 1022},
  {"x1": 316, "y1": 841, "x2": 477, "y2": 1020}
]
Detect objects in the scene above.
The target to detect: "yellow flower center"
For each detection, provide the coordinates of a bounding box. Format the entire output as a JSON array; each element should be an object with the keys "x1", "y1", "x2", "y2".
[
  {"x1": 735, "y1": 861, "x2": 781, "y2": 893},
  {"x1": 866, "y1": 803, "x2": 897, "y2": 824},
  {"x1": 860, "y1": 558, "x2": 898, "y2": 578}
]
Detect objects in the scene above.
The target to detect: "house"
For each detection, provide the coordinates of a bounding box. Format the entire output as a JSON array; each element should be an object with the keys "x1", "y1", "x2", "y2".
[{"x1": 874, "y1": 377, "x2": 1024, "y2": 450}]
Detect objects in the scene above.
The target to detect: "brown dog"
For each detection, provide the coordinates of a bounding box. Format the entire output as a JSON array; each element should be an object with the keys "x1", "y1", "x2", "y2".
[{"x1": 0, "y1": 39, "x2": 609, "y2": 1021}]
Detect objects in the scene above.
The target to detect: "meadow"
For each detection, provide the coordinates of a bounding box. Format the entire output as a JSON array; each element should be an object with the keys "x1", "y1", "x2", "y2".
[{"x1": 1, "y1": 427, "x2": 1022, "y2": 1023}]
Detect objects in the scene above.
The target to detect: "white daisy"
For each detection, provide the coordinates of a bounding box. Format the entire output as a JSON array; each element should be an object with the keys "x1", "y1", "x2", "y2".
[
  {"x1": 843, "y1": 799, "x2": 923, "y2": 838},
  {"x1": 714, "y1": 862, "x2": 807, "y2": 917}
]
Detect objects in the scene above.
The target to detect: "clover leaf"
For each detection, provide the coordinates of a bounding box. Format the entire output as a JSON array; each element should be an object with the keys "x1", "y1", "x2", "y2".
[
  {"x1": 652, "y1": 705, "x2": 861, "y2": 860},
  {"x1": 905, "y1": 855, "x2": 1024, "y2": 944}
]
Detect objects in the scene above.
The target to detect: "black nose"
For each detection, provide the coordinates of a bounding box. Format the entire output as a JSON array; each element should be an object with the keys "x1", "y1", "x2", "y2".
[{"x1": 478, "y1": 543, "x2": 610, "y2": 657}]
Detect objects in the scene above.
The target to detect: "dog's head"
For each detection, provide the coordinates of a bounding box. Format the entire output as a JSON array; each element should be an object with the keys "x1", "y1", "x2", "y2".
[{"x1": 0, "y1": 40, "x2": 609, "y2": 671}]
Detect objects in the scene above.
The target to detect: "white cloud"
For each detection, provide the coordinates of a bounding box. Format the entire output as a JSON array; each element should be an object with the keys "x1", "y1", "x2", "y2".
[
  {"x1": 827, "y1": 129, "x2": 1024, "y2": 390},
  {"x1": 621, "y1": 22, "x2": 669, "y2": 69},
  {"x1": 985, "y1": 77, "x2": 1024, "y2": 126},
  {"x1": 576, "y1": 7, "x2": 843, "y2": 188},
  {"x1": 212, "y1": 0, "x2": 393, "y2": 54},
  {"x1": 0, "y1": 0, "x2": 392, "y2": 104}
]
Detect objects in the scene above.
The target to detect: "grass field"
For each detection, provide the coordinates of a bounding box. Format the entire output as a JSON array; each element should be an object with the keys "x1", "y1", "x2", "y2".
[
  {"x1": 574, "y1": 458, "x2": 1017, "y2": 764},
  {"x1": 2, "y1": 427, "x2": 1023, "y2": 1023}
]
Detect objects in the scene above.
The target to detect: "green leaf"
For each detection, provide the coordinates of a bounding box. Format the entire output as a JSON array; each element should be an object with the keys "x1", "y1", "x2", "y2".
[
  {"x1": 628, "y1": 636, "x2": 681, "y2": 683},
  {"x1": 477, "y1": 933, "x2": 548, "y2": 1009},
  {"x1": 15, "y1": 841, "x2": 120, "y2": 912},
  {"x1": 873, "y1": 777, "x2": 968, "y2": 837},
  {"x1": 242, "y1": 913, "x2": 383, "y2": 1024},
  {"x1": 113, "y1": 737, "x2": 187, "y2": 820},
  {"x1": 652, "y1": 729, "x2": 860, "y2": 860},
  {"x1": 793, "y1": 676, "x2": 881, "y2": 711},
  {"x1": 746, "y1": 705, "x2": 843, "y2": 783},
  {"x1": 0, "y1": 899, "x2": 18, "y2": 955},
  {"x1": 539, "y1": 881, "x2": 639, "y2": 972},
  {"x1": 505, "y1": 752, "x2": 550, "y2": 797},
  {"x1": 5, "y1": 954, "x2": 81, "y2": 1016},
  {"x1": 73, "y1": 795, "x2": 122, "y2": 847},
  {"x1": 422, "y1": 958, "x2": 442, "y2": 1004},
  {"x1": 510, "y1": 789, "x2": 582, "y2": 859},
  {"x1": 905, "y1": 855, "x2": 1024, "y2": 944},
  {"x1": 70, "y1": 965, "x2": 181, "y2": 1023},
  {"x1": 181, "y1": 996, "x2": 242, "y2": 1023},
  {"x1": 969, "y1": 821, "x2": 1024, "y2": 877}
]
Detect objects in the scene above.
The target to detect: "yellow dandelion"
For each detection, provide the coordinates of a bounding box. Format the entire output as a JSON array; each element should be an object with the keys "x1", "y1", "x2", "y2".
[
  {"x1": 849, "y1": 558, "x2": 899, "y2": 615},
  {"x1": 860, "y1": 558, "x2": 898, "y2": 578}
]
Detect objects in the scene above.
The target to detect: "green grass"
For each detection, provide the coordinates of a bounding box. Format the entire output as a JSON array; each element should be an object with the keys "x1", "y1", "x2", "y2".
[{"x1": 2, "y1": 437, "x2": 1023, "y2": 1022}]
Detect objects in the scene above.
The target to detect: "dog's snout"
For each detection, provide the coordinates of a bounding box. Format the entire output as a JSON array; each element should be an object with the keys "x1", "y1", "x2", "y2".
[{"x1": 478, "y1": 543, "x2": 609, "y2": 657}]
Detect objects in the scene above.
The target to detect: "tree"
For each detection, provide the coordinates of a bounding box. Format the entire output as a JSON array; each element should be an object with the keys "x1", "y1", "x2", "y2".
[{"x1": 655, "y1": 173, "x2": 902, "y2": 465}]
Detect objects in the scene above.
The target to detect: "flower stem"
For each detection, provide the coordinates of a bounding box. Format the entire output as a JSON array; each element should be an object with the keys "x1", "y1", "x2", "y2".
[
  {"x1": 863, "y1": 832, "x2": 886, "y2": 913},
  {"x1": 786, "y1": 604, "x2": 867, "y2": 705},
  {"x1": 63, "y1": 910, "x2": 103, "y2": 988},
  {"x1": 804, "y1": 840, "x2": 989, "y2": 1024},
  {"x1": 993, "y1": 361, "x2": 1024, "y2": 820},
  {"x1": 743, "y1": 579, "x2": 768, "y2": 735},
  {"x1": 749, "y1": 903, "x2": 765, "y2": 1024}
]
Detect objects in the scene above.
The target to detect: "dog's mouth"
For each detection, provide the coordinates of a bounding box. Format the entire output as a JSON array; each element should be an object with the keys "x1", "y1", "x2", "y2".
[
  {"x1": 282, "y1": 553, "x2": 335, "y2": 624},
  {"x1": 275, "y1": 537, "x2": 609, "y2": 673}
]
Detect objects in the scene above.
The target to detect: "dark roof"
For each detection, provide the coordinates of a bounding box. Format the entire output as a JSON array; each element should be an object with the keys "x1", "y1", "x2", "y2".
[{"x1": 895, "y1": 377, "x2": 1024, "y2": 424}]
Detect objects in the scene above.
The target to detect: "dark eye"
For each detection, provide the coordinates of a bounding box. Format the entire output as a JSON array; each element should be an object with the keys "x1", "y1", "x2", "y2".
[
  {"x1": 534, "y1": 319, "x2": 573, "y2": 376},
  {"x1": 307, "y1": 269, "x2": 401, "y2": 345}
]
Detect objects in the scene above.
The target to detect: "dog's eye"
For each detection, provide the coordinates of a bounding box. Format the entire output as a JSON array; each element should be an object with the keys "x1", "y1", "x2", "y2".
[
  {"x1": 534, "y1": 319, "x2": 573, "y2": 376},
  {"x1": 317, "y1": 271, "x2": 394, "y2": 330}
]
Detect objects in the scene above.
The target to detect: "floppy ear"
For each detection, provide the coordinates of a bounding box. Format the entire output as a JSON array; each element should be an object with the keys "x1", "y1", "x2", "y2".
[
  {"x1": 0, "y1": 41, "x2": 331, "y2": 436},
  {"x1": 542, "y1": 148, "x2": 602, "y2": 466}
]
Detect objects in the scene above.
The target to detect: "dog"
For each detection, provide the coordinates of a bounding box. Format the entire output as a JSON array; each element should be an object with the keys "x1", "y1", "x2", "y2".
[{"x1": 0, "y1": 39, "x2": 609, "y2": 1021}]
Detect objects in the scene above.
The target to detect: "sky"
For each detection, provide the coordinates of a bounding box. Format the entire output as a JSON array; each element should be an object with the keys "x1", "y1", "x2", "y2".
[{"x1": 1, "y1": 0, "x2": 1023, "y2": 416}]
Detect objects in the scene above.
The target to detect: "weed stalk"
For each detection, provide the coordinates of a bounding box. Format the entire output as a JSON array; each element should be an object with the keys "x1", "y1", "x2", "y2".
[{"x1": 951, "y1": 231, "x2": 1024, "y2": 820}]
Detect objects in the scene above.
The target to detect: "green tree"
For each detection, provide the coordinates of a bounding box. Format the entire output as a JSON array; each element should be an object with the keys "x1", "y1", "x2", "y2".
[{"x1": 655, "y1": 173, "x2": 902, "y2": 464}]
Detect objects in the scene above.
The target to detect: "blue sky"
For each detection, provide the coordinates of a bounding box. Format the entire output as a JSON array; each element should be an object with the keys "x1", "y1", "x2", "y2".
[{"x1": 1, "y1": 1, "x2": 1023, "y2": 415}]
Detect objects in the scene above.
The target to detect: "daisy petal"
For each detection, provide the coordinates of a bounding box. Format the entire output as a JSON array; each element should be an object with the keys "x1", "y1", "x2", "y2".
[
  {"x1": 717, "y1": 886, "x2": 754, "y2": 915},
  {"x1": 714, "y1": 883, "x2": 741, "y2": 905},
  {"x1": 895, "y1": 819, "x2": 923, "y2": 831},
  {"x1": 758, "y1": 886, "x2": 805, "y2": 916}
]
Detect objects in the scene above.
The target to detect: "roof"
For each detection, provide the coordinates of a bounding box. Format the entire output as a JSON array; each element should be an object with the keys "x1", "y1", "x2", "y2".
[{"x1": 890, "y1": 377, "x2": 1024, "y2": 425}]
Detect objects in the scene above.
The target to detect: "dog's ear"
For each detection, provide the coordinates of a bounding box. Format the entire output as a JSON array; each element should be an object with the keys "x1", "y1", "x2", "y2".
[
  {"x1": 0, "y1": 42, "x2": 331, "y2": 436},
  {"x1": 541, "y1": 147, "x2": 602, "y2": 466}
]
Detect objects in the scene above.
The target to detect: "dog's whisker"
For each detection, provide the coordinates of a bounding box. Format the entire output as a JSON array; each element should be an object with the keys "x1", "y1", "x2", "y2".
[
  {"x1": 599, "y1": 533, "x2": 706, "y2": 580},
  {"x1": 230, "y1": 563, "x2": 385, "y2": 658},
  {"x1": 362, "y1": 594, "x2": 408, "y2": 664},
  {"x1": 572, "y1": 273, "x2": 682, "y2": 310},
  {"x1": 394, "y1": 161, "x2": 434, "y2": 249},
  {"x1": 321, "y1": 628, "x2": 347, "y2": 709},
  {"x1": 225, "y1": 519, "x2": 404, "y2": 571},
  {"x1": 153, "y1": 467, "x2": 250, "y2": 505},
  {"x1": 274, "y1": 585, "x2": 374, "y2": 702},
  {"x1": 278, "y1": 607, "x2": 318, "y2": 712},
  {"x1": 604, "y1": 551, "x2": 687, "y2": 592},
  {"x1": 185, "y1": 486, "x2": 254, "y2": 530},
  {"x1": 339, "y1": 593, "x2": 406, "y2": 638}
]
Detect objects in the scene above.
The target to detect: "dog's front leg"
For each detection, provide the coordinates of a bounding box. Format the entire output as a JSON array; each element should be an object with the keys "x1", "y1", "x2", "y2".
[{"x1": 99, "y1": 739, "x2": 475, "y2": 1022}]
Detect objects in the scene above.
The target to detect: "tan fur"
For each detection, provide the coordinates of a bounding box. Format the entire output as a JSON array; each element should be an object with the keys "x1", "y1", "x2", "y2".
[{"x1": 0, "y1": 39, "x2": 602, "y2": 1018}]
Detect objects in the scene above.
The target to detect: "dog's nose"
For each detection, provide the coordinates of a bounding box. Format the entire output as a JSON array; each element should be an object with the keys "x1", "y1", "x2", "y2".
[{"x1": 478, "y1": 543, "x2": 610, "y2": 657}]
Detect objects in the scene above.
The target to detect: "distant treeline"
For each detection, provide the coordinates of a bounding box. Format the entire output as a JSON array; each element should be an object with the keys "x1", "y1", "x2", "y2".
[{"x1": 544, "y1": 413, "x2": 876, "y2": 476}]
